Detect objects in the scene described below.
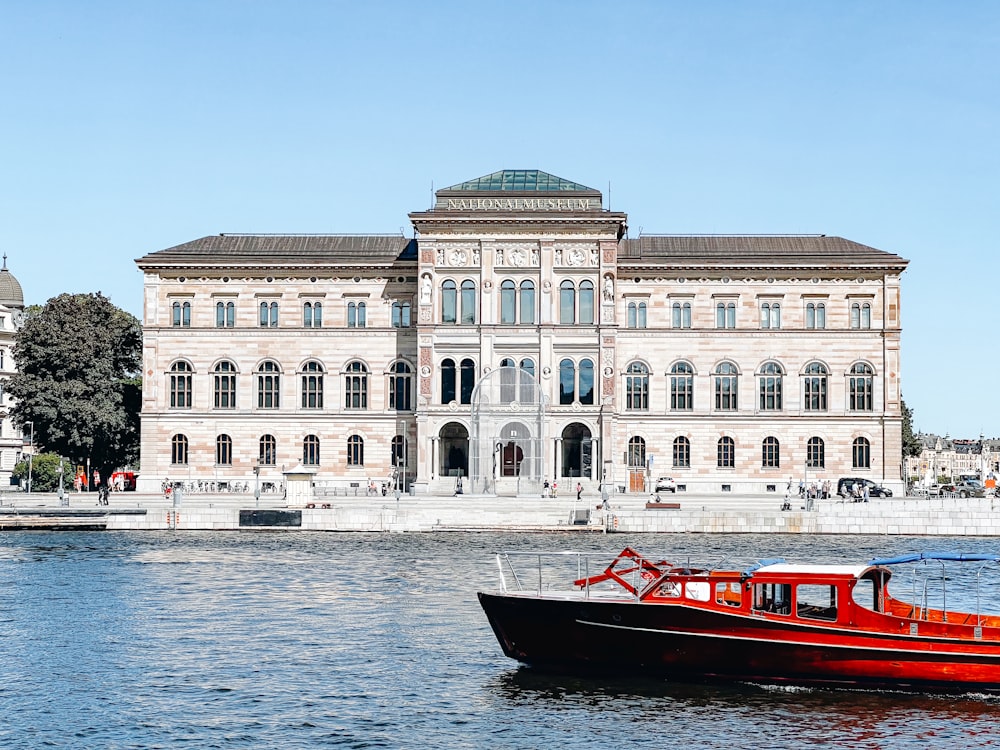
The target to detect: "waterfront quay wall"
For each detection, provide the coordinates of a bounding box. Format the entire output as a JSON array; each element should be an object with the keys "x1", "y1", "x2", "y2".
[{"x1": 4, "y1": 493, "x2": 999, "y2": 535}]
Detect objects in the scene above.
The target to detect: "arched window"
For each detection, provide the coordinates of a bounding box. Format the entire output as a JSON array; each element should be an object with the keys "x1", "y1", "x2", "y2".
[
  {"x1": 256, "y1": 361, "x2": 281, "y2": 409},
  {"x1": 499, "y1": 358, "x2": 516, "y2": 402},
  {"x1": 391, "y1": 300, "x2": 411, "y2": 328},
  {"x1": 519, "y1": 358, "x2": 535, "y2": 402},
  {"x1": 627, "y1": 436, "x2": 646, "y2": 468},
  {"x1": 171, "y1": 434, "x2": 188, "y2": 465},
  {"x1": 806, "y1": 302, "x2": 825, "y2": 329},
  {"x1": 559, "y1": 281, "x2": 575, "y2": 324},
  {"x1": 213, "y1": 360, "x2": 237, "y2": 409},
  {"x1": 259, "y1": 301, "x2": 278, "y2": 328},
  {"x1": 169, "y1": 361, "x2": 193, "y2": 408},
  {"x1": 559, "y1": 358, "x2": 575, "y2": 404},
  {"x1": 520, "y1": 280, "x2": 535, "y2": 324},
  {"x1": 500, "y1": 280, "x2": 516, "y2": 324},
  {"x1": 347, "y1": 435, "x2": 364, "y2": 466},
  {"x1": 216, "y1": 434, "x2": 233, "y2": 465},
  {"x1": 849, "y1": 363, "x2": 874, "y2": 411},
  {"x1": 303, "y1": 434, "x2": 320, "y2": 466},
  {"x1": 579, "y1": 280, "x2": 594, "y2": 324},
  {"x1": 172, "y1": 300, "x2": 191, "y2": 327},
  {"x1": 259, "y1": 434, "x2": 277, "y2": 465},
  {"x1": 853, "y1": 437, "x2": 871, "y2": 469},
  {"x1": 344, "y1": 361, "x2": 368, "y2": 409},
  {"x1": 807, "y1": 437, "x2": 825, "y2": 468},
  {"x1": 347, "y1": 301, "x2": 366, "y2": 328},
  {"x1": 671, "y1": 362, "x2": 694, "y2": 411},
  {"x1": 391, "y1": 435, "x2": 407, "y2": 468},
  {"x1": 626, "y1": 362, "x2": 649, "y2": 410},
  {"x1": 579, "y1": 358, "x2": 594, "y2": 405},
  {"x1": 672, "y1": 301, "x2": 692, "y2": 329},
  {"x1": 851, "y1": 302, "x2": 872, "y2": 329},
  {"x1": 802, "y1": 362, "x2": 828, "y2": 411},
  {"x1": 758, "y1": 362, "x2": 783, "y2": 411},
  {"x1": 627, "y1": 301, "x2": 647, "y2": 329},
  {"x1": 459, "y1": 358, "x2": 475, "y2": 404},
  {"x1": 441, "y1": 358, "x2": 456, "y2": 403},
  {"x1": 714, "y1": 362, "x2": 738, "y2": 411},
  {"x1": 216, "y1": 301, "x2": 235, "y2": 328},
  {"x1": 717, "y1": 437, "x2": 735, "y2": 468},
  {"x1": 762, "y1": 436, "x2": 780, "y2": 468},
  {"x1": 441, "y1": 280, "x2": 457, "y2": 324},
  {"x1": 389, "y1": 361, "x2": 412, "y2": 411},
  {"x1": 460, "y1": 280, "x2": 476, "y2": 324},
  {"x1": 673, "y1": 436, "x2": 691, "y2": 468},
  {"x1": 716, "y1": 302, "x2": 735, "y2": 329},
  {"x1": 300, "y1": 360, "x2": 324, "y2": 409},
  {"x1": 304, "y1": 301, "x2": 322, "y2": 328}
]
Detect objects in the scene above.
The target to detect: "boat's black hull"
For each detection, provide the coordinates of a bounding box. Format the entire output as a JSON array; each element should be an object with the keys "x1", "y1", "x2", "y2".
[{"x1": 478, "y1": 592, "x2": 1000, "y2": 691}]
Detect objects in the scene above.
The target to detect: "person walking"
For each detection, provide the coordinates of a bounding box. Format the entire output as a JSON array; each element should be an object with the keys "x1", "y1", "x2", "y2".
[{"x1": 576, "y1": 482, "x2": 583, "y2": 501}]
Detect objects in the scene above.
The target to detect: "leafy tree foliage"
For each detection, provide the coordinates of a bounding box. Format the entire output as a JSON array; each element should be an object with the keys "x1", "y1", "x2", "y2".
[
  {"x1": 8, "y1": 293, "x2": 142, "y2": 490},
  {"x1": 13, "y1": 452, "x2": 69, "y2": 492},
  {"x1": 901, "y1": 397, "x2": 923, "y2": 458}
]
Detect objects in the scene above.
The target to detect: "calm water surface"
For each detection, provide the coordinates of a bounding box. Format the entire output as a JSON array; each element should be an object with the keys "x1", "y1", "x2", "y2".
[{"x1": 2, "y1": 531, "x2": 1000, "y2": 749}]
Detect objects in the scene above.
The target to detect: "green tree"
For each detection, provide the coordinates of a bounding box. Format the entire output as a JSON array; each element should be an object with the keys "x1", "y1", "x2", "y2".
[
  {"x1": 901, "y1": 397, "x2": 923, "y2": 458},
  {"x1": 7, "y1": 293, "x2": 142, "y2": 491},
  {"x1": 13, "y1": 452, "x2": 69, "y2": 492}
]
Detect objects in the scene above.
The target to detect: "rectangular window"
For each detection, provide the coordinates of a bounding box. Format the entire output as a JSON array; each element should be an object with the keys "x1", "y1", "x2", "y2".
[
  {"x1": 752, "y1": 583, "x2": 791, "y2": 615},
  {"x1": 796, "y1": 584, "x2": 838, "y2": 622},
  {"x1": 715, "y1": 581, "x2": 742, "y2": 608}
]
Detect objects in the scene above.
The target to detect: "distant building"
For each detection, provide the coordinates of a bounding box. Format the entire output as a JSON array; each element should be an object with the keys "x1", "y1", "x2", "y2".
[
  {"x1": 0, "y1": 256, "x2": 27, "y2": 487},
  {"x1": 135, "y1": 170, "x2": 909, "y2": 496},
  {"x1": 906, "y1": 434, "x2": 998, "y2": 483}
]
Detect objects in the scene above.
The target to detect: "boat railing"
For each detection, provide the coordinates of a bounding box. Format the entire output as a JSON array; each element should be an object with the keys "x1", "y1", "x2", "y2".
[
  {"x1": 896, "y1": 557, "x2": 1000, "y2": 625},
  {"x1": 495, "y1": 550, "x2": 648, "y2": 600}
]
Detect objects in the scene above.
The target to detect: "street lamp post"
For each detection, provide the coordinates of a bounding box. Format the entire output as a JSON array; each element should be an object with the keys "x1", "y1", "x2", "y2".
[
  {"x1": 26, "y1": 421, "x2": 33, "y2": 494},
  {"x1": 57, "y1": 459, "x2": 66, "y2": 506}
]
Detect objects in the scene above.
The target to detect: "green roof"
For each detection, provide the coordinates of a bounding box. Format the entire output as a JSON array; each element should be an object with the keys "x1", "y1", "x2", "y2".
[{"x1": 441, "y1": 170, "x2": 595, "y2": 193}]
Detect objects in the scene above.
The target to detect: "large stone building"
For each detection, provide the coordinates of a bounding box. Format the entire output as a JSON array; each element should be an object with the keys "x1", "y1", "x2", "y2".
[
  {"x1": 0, "y1": 257, "x2": 28, "y2": 487},
  {"x1": 135, "y1": 170, "x2": 909, "y2": 497}
]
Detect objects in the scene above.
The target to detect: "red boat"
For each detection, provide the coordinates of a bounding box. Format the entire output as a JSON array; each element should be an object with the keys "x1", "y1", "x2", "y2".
[{"x1": 478, "y1": 547, "x2": 1000, "y2": 691}]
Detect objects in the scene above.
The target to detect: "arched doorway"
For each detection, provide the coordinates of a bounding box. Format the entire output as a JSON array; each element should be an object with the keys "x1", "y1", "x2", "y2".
[
  {"x1": 499, "y1": 420, "x2": 531, "y2": 477},
  {"x1": 561, "y1": 423, "x2": 593, "y2": 479},
  {"x1": 468, "y1": 366, "x2": 546, "y2": 495},
  {"x1": 439, "y1": 422, "x2": 469, "y2": 479}
]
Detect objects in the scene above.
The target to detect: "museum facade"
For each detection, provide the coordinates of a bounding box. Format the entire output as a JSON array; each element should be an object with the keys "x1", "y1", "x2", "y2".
[{"x1": 135, "y1": 170, "x2": 909, "y2": 497}]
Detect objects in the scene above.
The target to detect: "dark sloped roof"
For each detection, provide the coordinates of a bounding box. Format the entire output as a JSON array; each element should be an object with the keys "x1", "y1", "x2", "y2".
[
  {"x1": 136, "y1": 234, "x2": 417, "y2": 267},
  {"x1": 440, "y1": 170, "x2": 596, "y2": 193},
  {"x1": 619, "y1": 235, "x2": 908, "y2": 268}
]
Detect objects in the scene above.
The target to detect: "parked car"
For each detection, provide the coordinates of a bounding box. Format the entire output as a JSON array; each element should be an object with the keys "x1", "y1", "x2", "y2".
[
  {"x1": 928, "y1": 483, "x2": 957, "y2": 496},
  {"x1": 837, "y1": 477, "x2": 893, "y2": 499},
  {"x1": 954, "y1": 480, "x2": 986, "y2": 498},
  {"x1": 654, "y1": 477, "x2": 677, "y2": 493}
]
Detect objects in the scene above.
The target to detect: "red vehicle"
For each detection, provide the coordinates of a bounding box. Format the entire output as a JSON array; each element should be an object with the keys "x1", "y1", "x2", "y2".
[{"x1": 479, "y1": 547, "x2": 1000, "y2": 691}]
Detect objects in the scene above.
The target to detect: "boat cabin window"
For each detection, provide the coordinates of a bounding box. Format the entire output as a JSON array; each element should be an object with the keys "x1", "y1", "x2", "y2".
[
  {"x1": 752, "y1": 583, "x2": 792, "y2": 615},
  {"x1": 685, "y1": 581, "x2": 710, "y2": 602},
  {"x1": 796, "y1": 584, "x2": 838, "y2": 622},
  {"x1": 657, "y1": 581, "x2": 681, "y2": 598},
  {"x1": 715, "y1": 581, "x2": 742, "y2": 607}
]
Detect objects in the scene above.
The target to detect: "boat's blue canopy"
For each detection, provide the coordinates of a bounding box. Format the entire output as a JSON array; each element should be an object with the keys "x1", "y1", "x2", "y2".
[{"x1": 870, "y1": 551, "x2": 1000, "y2": 566}]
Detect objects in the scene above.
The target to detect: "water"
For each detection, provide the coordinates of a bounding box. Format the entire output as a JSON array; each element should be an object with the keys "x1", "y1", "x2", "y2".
[{"x1": 3, "y1": 531, "x2": 1000, "y2": 748}]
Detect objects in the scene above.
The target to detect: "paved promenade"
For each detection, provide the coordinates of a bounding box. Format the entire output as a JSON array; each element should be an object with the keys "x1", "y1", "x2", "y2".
[{"x1": 1, "y1": 489, "x2": 999, "y2": 535}]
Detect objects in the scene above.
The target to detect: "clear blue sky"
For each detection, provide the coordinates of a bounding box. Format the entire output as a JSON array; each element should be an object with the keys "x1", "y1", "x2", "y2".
[{"x1": 2, "y1": 1, "x2": 997, "y2": 438}]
